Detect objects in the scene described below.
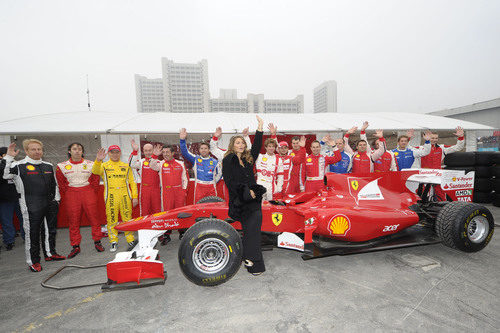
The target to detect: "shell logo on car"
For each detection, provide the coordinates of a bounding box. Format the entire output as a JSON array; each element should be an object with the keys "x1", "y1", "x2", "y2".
[{"x1": 328, "y1": 214, "x2": 351, "y2": 236}]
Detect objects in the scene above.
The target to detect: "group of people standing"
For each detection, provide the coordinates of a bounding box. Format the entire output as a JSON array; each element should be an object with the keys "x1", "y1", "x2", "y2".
[{"x1": 0, "y1": 117, "x2": 465, "y2": 275}]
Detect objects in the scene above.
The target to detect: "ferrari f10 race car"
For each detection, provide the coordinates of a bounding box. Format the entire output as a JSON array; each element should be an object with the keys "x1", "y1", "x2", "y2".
[{"x1": 107, "y1": 168, "x2": 494, "y2": 288}]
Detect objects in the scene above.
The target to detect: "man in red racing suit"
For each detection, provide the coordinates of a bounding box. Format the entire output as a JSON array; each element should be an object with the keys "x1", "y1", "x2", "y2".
[
  {"x1": 304, "y1": 139, "x2": 342, "y2": 192},
  {"x1": 56, "y1": 142, "x2": 104, "y2": 258},
  {"x1": 129, "y1": 140, "x2": 161, "y2": 216},
  {"x1": 151, "y1": 145, "x2": 188, "y2": 243},
  {"x1": 421, "y1": 126, "x2": 465, "y2": 169},
  {"x1": 343, "y1": 125, "x2": 386, "y2": 174},
  {"x1": 284, "y1": 136, "x2": 307, "y2": 194}
]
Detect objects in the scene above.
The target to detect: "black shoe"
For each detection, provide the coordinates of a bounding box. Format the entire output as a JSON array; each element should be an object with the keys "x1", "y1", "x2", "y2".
[
  {"x1": 127, "y1": 240, "x2": 138, "y2": 251},
  {"x1": 178, "y1": 230, "x2": 186, "y2": 240},
  {"x1": 5, "y1": 243, "x2": 14, "y2": 251},
  {"x1": 68, "y1": 246, "x2": 80, "y2": 259},
  {"x1": 94, "y1": 241, "x2": 105, "y2": 252},
  {"x1": 160, "y1": 234, "x2": 171, "y2": 246}
]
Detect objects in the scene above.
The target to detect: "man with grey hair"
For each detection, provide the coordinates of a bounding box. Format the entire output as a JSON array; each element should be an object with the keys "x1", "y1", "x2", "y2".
[
  {"x1": 3, "y1": 140, "x2": 66, "y2": 272},
  {"x1": 129, "y1": 139, "x2": 161, "y2": 216}
]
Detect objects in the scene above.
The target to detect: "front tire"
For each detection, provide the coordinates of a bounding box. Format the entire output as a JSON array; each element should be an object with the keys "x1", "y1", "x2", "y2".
[
  {"x1": 436, "y1": 202, "x2": 494, "y2": 252},
  {"x1": 178, "y1": 218, "x2": 242, "y2": 286}
]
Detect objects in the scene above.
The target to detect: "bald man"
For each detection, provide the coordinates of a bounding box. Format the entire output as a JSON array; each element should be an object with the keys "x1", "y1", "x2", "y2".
[{"x1": 129, "y1": 140, "x2": 161, "y2": 216}]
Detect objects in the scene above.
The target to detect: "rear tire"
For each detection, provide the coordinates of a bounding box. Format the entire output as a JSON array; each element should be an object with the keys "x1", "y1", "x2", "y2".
[
  {"x1": 196, "y1": 196, "x2": 225, "y2": 204},
  {"x1": 178, "y1": 218, "x2": 242, "y2": 286},
  {"x1": 435, "y1": 202, "x2": 494, "y2": 252}
]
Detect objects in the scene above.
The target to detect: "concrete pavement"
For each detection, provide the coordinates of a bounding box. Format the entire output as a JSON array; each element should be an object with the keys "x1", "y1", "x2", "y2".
[{"x1": 1, "y1": 205, "x2": 499, "y2": 332}]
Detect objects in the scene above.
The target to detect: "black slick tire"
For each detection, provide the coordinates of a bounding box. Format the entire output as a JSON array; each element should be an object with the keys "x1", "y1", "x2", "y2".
[
  {"x1": 474, "y1": 166, "x2": 492, "y2": 178},
  {"x1": 474, "y1": 151, "x2": 494, "y2": 166},
  {"x1": 443, "y1": 152, "x2": 475, "y2": 167},
  {"x1": 474, "y1": 178, "x2": 493, "y2": 192},
  {"x1": 435, "y1": 202, "x2": 494, "y2": 252},
  {"x1": 178, "y1": 218, "x2": 242, "y2": 286},
  {"x1": 473, "y1": 191, "x2": 494, "y2": 204},
  {"x1": 196, "y1": 196, "x2": 225, "y2": 204}
]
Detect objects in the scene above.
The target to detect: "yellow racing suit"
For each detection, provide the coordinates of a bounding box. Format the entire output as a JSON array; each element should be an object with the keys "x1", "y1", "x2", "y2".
[{"x1": 92, "y1": 160, "x2": 137, "y2": 244}]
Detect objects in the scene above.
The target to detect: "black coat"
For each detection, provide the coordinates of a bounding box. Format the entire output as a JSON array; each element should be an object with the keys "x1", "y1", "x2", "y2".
[
  {"x1": 0, "y1": 158, "x2": 20, "y2": 202},
  {"x1": 222, "y1": 131, "x2": 266, "y2": 221}
]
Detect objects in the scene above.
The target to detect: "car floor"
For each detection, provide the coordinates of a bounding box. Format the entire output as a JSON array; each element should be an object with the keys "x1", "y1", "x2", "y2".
[{"x1": 1, "y1": 205, "x2": 499, "y2": 332}]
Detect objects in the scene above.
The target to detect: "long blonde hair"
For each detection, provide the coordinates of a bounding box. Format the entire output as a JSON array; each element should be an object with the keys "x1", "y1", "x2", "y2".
[{"x1": 224, "y1": 135, "x2": 253, "y2": 164}]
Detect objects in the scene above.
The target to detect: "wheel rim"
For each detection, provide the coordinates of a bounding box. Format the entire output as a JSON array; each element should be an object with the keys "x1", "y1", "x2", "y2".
[
  {"x1": 192, "y1": 238, "x2": 230, "y2": 274},
  {"x1": 467, "y1": 216, "x2": 489, "y2": 243}
]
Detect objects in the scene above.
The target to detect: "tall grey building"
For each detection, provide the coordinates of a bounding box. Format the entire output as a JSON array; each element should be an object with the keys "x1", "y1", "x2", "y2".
[
  {"x1": 161, "y1": 58, "x2": 210, "y2": 113},
  {"x1": 210, "y1": 89, "x2": 248, "y2": 113},
  {"x1": 263, "y1": 95, "x2": 304, "y2": 113},
  {"x1": 314, "y1": 80, "x2": 337, "y2": 113},
  {"x1": 134, "y1": 75, "x2": 165, "y2": 113},
  {"x1": 135, "y1": 59, "x2": 304, "y2": 113}
]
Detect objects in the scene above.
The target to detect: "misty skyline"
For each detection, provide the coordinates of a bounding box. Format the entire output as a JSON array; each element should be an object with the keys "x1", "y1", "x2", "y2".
[{"x1": 1, "y1": 0, "x2": 499, "y2": 119}]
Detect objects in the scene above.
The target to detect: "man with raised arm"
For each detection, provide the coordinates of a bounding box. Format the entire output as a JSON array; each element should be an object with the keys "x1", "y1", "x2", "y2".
[
  {"x1": 150, "y1": 144, "x2": 189, "y2": 244},
  {"x1": 392, "y1": 129, "x2": 432, "y2": 170},
  {"x1": 128, "y1": 140, "x2": 161, "y2": 216},
  {"x1": 3, "y1": 140, "x2": 66, "y2": 272},
  {"x1": 420, "y1": 127, "x2": 465, "y2": 169},
  {"x1": 304, "y1": 139, "x2": 342, "y2": 192},
  {"x1": 92, "y1": 145, "x2": 138, "y2": 252},
  {"x1": 180, "y1": 129, "x2": 221, "y2": 204},
  {"x1": 255, "y1": 123, "x2": 284, "y2": 201},
  {"x1": 343, "y1": 126, "x2": 387, "y2": 173},
  {"x1": 358, "y1": 121, "x2": 397, "y2": 172},
  {"x1": 320, "y1": 135, "x2": 351, "y2": 174}
]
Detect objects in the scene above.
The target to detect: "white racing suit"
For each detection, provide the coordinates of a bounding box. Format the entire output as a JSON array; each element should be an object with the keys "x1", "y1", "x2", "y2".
[{"x1": 255, "y1": 153, "x2": 284, "y2": 201}]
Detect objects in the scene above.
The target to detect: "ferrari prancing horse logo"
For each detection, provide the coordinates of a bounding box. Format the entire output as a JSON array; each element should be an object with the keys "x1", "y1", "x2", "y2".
[
  {"x1": 272, "y1": 212, "x2": 283, "y2": 226},
  {"x1": 350, "y1": 180, "x2": 359, "y2": 191}
]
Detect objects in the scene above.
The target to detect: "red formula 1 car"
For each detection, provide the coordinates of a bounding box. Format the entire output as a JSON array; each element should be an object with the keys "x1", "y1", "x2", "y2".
[{"x1": 106, "y1": 169, "x2": 494, "y2": 288}]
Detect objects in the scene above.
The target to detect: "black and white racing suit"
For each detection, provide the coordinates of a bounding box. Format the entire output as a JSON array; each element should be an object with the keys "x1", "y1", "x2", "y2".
[{"x1": 3, "y1": 156, "x2": 60, "y2": 265}]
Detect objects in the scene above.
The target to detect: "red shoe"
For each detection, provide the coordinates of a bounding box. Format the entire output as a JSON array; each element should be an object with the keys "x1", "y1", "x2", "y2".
[
  {"x1": 94, "y1": 241, "x2": 105, "y2": 252},
  {"x1": 45, "y1": 253, "x2": 66, "y2": 261},
  {"x1": 68, "y1": 246, "x2": 80, "y2": 259},
  {"x1": 29, "y1": 263, "x2": 43, "y2": 272}
]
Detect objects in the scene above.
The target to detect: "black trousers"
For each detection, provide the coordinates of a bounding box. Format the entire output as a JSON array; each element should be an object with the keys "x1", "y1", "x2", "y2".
[
  {"x1": 240, "y1": 208, "x2": 265, "y2": 273},
  {"x1": 24, "y1": 200, "x2": 59, "y2": 265}
]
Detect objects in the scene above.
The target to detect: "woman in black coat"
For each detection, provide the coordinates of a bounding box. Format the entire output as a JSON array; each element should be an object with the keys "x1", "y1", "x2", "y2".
[{"x1": 222, "y1": 116, "x2": 266, "y2": 275}]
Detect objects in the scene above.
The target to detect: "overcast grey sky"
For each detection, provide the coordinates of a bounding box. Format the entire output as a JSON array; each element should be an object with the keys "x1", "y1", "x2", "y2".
[{"x1": 1, "y1": 0, "x2": 499, "y2": 119}]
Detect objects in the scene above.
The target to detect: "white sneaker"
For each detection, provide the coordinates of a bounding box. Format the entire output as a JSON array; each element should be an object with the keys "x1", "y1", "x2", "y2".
[{"x1": 110, "y1": 242, "x2": 118, "y2": 252}]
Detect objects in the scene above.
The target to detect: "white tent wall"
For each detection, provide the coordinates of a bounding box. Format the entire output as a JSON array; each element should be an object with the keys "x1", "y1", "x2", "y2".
[
  {"x1": 7, "y1": 134, "x2": 102, "y2": 165},
  {"x1": 466, "y1": 130, "x2": 477, "y2": 152},
  {"x1": 0, "y1": 135, "x2": 10, "y2": 147}
]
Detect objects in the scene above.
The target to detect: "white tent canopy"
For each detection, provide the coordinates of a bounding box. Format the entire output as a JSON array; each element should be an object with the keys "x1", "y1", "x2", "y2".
[{"x1": 0, "y1": 111, "x2": 494, "y2": 135}]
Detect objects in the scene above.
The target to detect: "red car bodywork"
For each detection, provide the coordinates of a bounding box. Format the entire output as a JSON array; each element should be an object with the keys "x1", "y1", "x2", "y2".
[{"x1": 116, "y1": 170, "x2": 469, "y2": 243}]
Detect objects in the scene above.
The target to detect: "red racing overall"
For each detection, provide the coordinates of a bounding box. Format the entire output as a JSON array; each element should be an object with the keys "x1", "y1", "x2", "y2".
[
  {"x1": 56, "y1": 159, "x2": 102, "y2": 246},
  {"x1": 129, "y1": 151, "x2": 161, "y2": 215},
  {"x1": 304, "y1": 151, "x2": 341, "y2": 192}
]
